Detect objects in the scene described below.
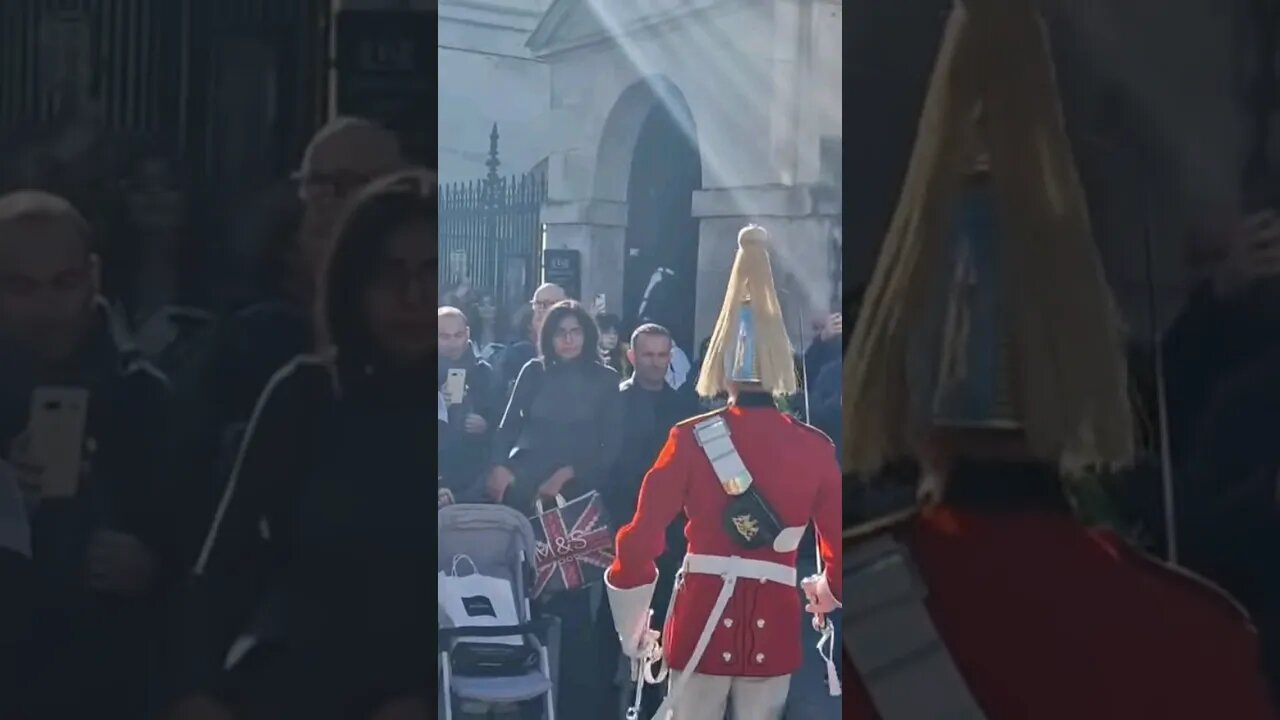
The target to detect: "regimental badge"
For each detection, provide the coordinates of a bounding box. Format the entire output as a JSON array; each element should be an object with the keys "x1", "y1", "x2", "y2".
[{"x1": 732, "y1": 514, "x2": 760, "y2": 542}]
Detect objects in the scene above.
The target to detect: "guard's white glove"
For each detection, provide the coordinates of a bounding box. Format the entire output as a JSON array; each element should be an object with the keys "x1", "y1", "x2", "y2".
[
  {"x1": 801, "y1": 574, "x2": 841, "y2": 615},
  {"x1": 623, "y1": 626, "x2": 662, "y2": 660}
]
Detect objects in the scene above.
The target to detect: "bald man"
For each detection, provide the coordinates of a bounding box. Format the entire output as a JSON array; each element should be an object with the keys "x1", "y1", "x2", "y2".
[
  {"x1": 495, "y1": 283, "x2": 566, "y2": 397},
  {"x1": 0, "y1": 190, "x2": 173, "y2": 720},
  {"x1": 211, "y1": 118, "x2": 408, "y2": 428},
  {"x1": 438, "y1": 307, "x2": 498, "y2": 497},
  {"x1": 294, "y1": 117, "x2": 406, "y2": 282}
]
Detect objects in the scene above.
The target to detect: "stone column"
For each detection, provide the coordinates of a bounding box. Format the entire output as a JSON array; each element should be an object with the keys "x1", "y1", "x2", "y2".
[
  {"x1": 690, "y1": 184, "x2": 840, "y2": 349},
  {"x1": 540, "y1": 197, "x2": 628, "y2": 307}
]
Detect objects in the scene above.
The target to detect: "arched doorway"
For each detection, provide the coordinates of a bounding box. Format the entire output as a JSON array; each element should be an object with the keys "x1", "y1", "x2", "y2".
[{"x1": 617, "y1": 86, "x2": 702, "y2": 352}]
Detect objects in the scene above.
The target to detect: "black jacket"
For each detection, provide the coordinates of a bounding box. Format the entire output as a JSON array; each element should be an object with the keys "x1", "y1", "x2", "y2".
[
  {"x1": 437, "y1": 349, "x2": 498, "y2": 495},
  {"x1": 606, "y1": 376, "x2": 700, "y2": 523},
  {"x1": 0, "y1": 310, "x2": 175, "y2": 718},
  {"x1": 176, "y1": 356, "x2": 433, "y2": 716},
  {"x1": 495, "y1": 340, "x2": 537, "y2": 399},
  {"x1": 493, "y1": 358, "x2": 623, "y2": 510},
  {"x1": 0, "y1": 314, "x2": 176, "y2": 591},
  {"x1": 210, "y1": 297, "x2": 313, "y2": 428}
]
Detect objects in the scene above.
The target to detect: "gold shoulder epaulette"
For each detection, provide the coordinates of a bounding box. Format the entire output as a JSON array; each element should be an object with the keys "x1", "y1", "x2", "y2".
[{"x1": 675, "y1": 407, "x2": 728, "y2": 428}]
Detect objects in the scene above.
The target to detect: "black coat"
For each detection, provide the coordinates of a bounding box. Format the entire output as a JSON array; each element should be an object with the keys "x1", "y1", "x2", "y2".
[
  {"x1": 0, "y1": 313, "x2": 175, "y2": 719},
  {"x1": 174, "y1": 356, "x2": 433, "y2": 718},
  {"x1": 605, "y1": 376, "x2": 700, "y2": 524},
  {"x1": 492, "y1": 358, "x2": 623, "y2": 511},
  {"x1": 437, "y1": 350, "x2": 498, "y2": 495}
]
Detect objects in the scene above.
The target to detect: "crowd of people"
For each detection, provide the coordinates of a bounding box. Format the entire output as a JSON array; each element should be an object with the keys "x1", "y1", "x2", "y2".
[
  {"x1": 437, "y1": 273, "x2": 845, "y2": 719},
  {"x1": 0, "y1": 115, "x2": 433, "y2": 720}
]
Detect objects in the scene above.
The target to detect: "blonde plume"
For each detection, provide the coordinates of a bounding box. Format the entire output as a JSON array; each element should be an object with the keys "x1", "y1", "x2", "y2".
[
  {"x1": 843, "y1": 0, "x2": 1134, "y2": 477},
  {"x1": 697, "y1": 226, "x2": 797, "y2": 398}
]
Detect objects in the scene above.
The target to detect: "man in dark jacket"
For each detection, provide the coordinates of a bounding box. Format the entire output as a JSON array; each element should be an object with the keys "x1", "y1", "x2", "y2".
[
  {"x1": 0, "y1": 190, "x2": 175, "y2": 720},
  {"x1": 598, "y1": 323, "x2": 699, "y2": 716},
  {"x1": 605, "y1": 323, "x2": 700, "y2": 521},
  {"x1": 437, "y1": 306, "x2": 498, "y2": 497}
]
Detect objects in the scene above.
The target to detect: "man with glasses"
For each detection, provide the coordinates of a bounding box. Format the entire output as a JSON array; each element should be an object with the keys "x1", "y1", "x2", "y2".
[
  {"x1": 211, "y1": 117, "x2": 406, "y2": 429},
  {"x1": 295, "y1": 117, "x2": 406, "y2": 291},
  {"x1": 495, "y1": 283, "x2": 566, "y2": 399}
]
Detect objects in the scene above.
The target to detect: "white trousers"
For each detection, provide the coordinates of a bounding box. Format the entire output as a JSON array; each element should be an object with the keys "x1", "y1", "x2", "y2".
[{"x1": 663, "y1": 671, "x2": 791, "y2": 720}]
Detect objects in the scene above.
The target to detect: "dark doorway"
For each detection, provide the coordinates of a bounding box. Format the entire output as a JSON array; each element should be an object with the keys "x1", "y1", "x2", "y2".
[{"x1": 623, "y1": 102, "x2": 702, "y2": 353}]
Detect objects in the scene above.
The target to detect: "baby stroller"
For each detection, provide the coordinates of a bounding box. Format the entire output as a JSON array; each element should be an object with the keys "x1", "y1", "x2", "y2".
[{"x1": 439, "y1": 503, "x2": 556, "y2": 720}]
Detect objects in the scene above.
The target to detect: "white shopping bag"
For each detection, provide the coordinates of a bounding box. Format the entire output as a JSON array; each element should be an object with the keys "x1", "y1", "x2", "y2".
[{"x1": 438, "y1": 554, "x2": 522, "y2": 646}]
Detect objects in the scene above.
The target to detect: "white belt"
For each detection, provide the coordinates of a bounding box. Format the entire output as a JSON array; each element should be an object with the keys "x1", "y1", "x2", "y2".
[
  {"x1": 683, "y1": 553, "x2": 796, "y2": 586},
  {"x1": 644, "y1": 554, "x2": 797, "y2": 720}
]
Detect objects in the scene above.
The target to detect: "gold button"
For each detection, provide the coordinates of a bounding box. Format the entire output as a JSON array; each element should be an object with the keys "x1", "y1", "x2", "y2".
[
  {"x1": 755, "y1": 652, "x2": 765, "y2": 663},
  {"x1": 723, "y1": 618, "x2": 734, "y2": 629},
  {"x1": 756, "y1": 619, "x2": 765, "y2": 628},
  {"x1": 723, "y1": 652, "x2": 733, "y2": 662}
]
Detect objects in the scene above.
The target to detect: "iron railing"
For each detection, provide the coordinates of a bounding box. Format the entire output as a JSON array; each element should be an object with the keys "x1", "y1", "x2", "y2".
[{"x1": 439, "y1": 124, "x2": 547, "y2": 314}]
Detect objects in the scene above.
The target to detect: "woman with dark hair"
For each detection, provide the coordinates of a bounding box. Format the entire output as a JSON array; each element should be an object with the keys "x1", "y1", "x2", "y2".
[
  {"x1": 472, "y1": 291, "x2": 503, "y2": 360},
  {"x1": 488, "y1": 300, "x2": 622, "y2": 508},
  {"x1": 485, "y1": 299, "x2": 622, "y2": 719},
  {"x1": 594, "y1": 312, "x2": 630, "y2": 376},
  {"x1": 169, "y1": 169, "x2": 433, "y2": 720}
]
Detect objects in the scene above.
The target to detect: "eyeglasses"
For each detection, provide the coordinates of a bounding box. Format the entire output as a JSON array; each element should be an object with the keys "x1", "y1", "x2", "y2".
[
  {"x1": 381, "y1": 168, "x2": 436, "y2": 197},
  {"x1": 293, "y1": 170, "x2": 372, "y2": 200}
]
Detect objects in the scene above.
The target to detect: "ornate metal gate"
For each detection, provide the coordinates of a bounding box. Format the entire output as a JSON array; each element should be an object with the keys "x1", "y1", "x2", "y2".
[{"x1": 438, "y1": 123, "x2": 547, "y2": 315}]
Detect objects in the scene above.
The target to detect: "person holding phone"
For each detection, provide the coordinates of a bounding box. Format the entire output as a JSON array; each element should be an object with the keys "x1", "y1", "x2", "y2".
[
  {"x1": 0, "y1": 190, "x2": 176, "y2": 720},
  {"x1": 437, "y1": 305, "x2": 497, "y2": 498}
]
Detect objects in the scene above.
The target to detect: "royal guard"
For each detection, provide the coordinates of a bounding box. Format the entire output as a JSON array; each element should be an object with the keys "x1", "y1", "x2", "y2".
[
  {"x1": 841, "y1": 1, "x2": 1278, "y2": 718},
  {"x1": 605, "y1": 225, "x2": 843, "y2": 720}
]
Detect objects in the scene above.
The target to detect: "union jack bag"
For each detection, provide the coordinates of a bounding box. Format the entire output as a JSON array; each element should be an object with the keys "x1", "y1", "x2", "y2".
[{"x1": 529, "y1": 492, "x2": 615, "y2": 598}]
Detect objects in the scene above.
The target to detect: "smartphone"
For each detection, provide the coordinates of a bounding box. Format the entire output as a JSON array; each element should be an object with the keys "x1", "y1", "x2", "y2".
[
  {"x1": 28, "y1": 387, "x2": 89, "y2": 499},
  {"x1": 595, "y1": 293, "x2": 606, "y2": 313},
  {"x1": 444, "y1": 368, "x2": 467, "y2": 405}
]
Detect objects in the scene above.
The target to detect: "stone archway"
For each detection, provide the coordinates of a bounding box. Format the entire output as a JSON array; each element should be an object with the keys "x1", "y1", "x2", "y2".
[{"x1": 594, "y1": 76, "x2": 702, "y2": 349}]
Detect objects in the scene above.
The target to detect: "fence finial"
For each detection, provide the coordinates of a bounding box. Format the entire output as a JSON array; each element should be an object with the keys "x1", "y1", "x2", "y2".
[{"x1": 486, "y1": 123, "x2": 502, "y2": 187}]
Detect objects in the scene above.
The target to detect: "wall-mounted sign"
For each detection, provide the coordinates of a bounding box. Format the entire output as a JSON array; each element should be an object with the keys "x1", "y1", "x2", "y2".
[
  {"x1": 542, "y1": 249, "x2": 581, "y2": 301},
  {"x1": 334, "y1": 10, "x2": 434, "y2": 166}
]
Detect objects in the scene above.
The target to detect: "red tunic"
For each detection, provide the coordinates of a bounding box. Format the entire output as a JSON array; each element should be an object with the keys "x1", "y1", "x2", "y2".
[
  {"x1": 609, "y1": 404, "x2": 842, "y2": 677},
  {"x1": 842, "y1": 507, "x2": 1278, "y2": 719}
]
